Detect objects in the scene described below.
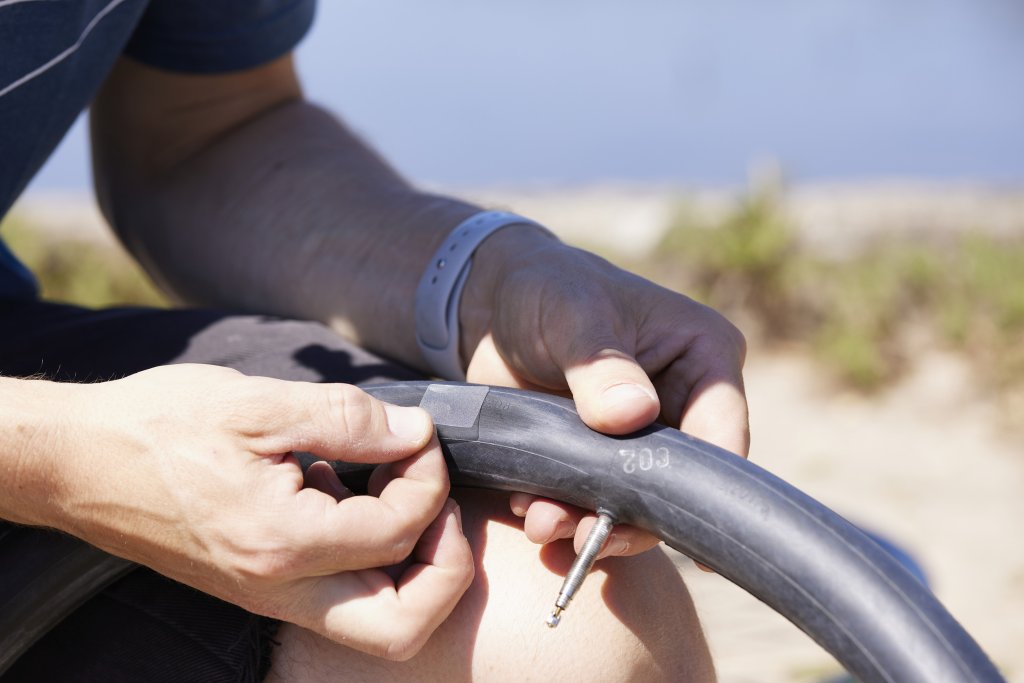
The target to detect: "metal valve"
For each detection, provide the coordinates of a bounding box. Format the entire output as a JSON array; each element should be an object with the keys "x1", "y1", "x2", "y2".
[{"x1": 546, "y1": 509, "x2": 616, "y2": 628}]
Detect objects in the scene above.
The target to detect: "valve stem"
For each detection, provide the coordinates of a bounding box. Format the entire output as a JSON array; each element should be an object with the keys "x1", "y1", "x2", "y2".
[{"x1": 546, "y1": 509, "x2": 616, "y2": 628}]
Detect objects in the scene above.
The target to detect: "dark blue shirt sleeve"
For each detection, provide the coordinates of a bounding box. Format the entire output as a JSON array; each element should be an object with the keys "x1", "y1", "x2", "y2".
[{"x1": 124, "y1": 0, "x2": 316, "y2": 73}]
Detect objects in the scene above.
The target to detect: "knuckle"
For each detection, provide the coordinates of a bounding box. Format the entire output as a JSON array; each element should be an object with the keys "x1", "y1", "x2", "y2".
[
  {"x1": 235, "y1": 555, "x2": 285, "y2": 584},
  {"x1": 231, "y1": 545, "x2": 298, "y2": 585},
  {"x1": 457, "y1": 557, "x2": 476, "y2": 589},
  {"x1": 702, "y1": 309, "x2": 747, "y2": 363},
  {"x1": 378, "y1": 504, "x2": 438, "y2": 564},
  {"x1": 382, "y1": 626, "x2": 430, "y2": 662},
  {"x1": 327, "y1": 384, "x2": 380, "y2": 442},
  {"x1": 725, "y1": 319, "x2": 748, "y2": 360},
  {"x1": 382, "y1": 532, "x2": 419, "y2": 566}
]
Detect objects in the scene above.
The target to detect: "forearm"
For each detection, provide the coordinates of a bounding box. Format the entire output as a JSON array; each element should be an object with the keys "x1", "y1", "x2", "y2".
[
  {"x1": 96, "y1": 99, "x2": 473, "y2": 364},
  {"x1": 91, "y1": 57, "x2": 562, "y2": 371},
  {"x1": 0, "y1": 377, "x2": 81, "y2": 529},
  {"x1": 1, "y1": 375, "x2": 169, "y2": 561}
]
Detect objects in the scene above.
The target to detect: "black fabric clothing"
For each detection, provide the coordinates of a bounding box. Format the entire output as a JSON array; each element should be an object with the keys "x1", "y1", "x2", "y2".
[{"x1": 4, "y1": 569, "x2": 282, "y2": 683}]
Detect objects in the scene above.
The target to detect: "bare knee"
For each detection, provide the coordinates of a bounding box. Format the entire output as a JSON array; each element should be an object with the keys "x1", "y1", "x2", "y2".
[{"x1": 266, "y1": 490, "x2": 714, "y2": 682}]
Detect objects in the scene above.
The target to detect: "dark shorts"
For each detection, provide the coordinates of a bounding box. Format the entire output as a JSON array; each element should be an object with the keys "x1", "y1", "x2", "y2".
[{"x1": 0, "y1": 300, "x2": 421, "y2": 682}]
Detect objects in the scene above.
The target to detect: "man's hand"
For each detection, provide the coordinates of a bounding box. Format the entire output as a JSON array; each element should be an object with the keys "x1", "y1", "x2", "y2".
[
  {"x1": 462, "y1": 227, "x2": 750, "y2": 558},
  {"x1": 13, "y1": 365, "x2": 473, "y2": 660}
]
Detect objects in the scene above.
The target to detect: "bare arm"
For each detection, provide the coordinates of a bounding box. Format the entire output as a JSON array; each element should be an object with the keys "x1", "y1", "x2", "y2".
[{"x1": 90, "y1": 54, "x2": 518, "y2": 370}]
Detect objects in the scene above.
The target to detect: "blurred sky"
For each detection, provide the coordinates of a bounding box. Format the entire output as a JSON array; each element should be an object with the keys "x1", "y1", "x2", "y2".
[{"x1": 25, "y1": 0, "x2": 1024, "y2": 193}]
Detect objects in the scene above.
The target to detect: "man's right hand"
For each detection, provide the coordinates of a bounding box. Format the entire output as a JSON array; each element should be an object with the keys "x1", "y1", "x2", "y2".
[{"x1": 2, "y1": 365, "x2": 473, "y2": 661}]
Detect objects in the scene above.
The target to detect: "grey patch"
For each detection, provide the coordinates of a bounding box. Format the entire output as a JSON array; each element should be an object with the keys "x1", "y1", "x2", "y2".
[{"x1": 420, "y1": 384, "x2": 490, "y2": 439}]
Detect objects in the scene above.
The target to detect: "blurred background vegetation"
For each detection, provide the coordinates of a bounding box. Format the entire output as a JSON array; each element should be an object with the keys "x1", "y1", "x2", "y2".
[
  {"x1": 1, "y1": 215, "x2": 166, "y2": 309},
  {"x1": 628, "y1": 185, "x2": 1024, "y2": 406}
]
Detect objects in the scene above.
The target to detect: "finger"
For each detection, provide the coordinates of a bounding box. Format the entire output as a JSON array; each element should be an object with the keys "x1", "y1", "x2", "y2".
[
  {"x1": 573, "y1": 515, "x2": 661, "y2": 559},
  {"x1": 465, "y1": 333, "x2": 536, "y2": 389},
  {"x1": 303, "y1": 461, "x2": 355, "y2": 502},
  {"x1": 654, "y1": 335, "x2": 750, "y2": 457},
  {"x1": 309, "y1": 436, "x2": 451, "y2": 570},
  {"x1": 401, "y1": 499, "x2": 473, "y2": 592},
  {"x1": 518, "y1": 499, "x2": 659, "y2": 558},
  {"x1": 521, "y1": 498, "x2": 578, "y2": 544},
  {"x1": 248, "y1": 380, "x2": 435, "y2": 462},
  {"x1": 562, "y1": 349, "x2": 661, "y2": 435},
  {"x1": 680, "y1": 377, "x2": 749, "y2": 457},
  {"x1": 509, "y1": 492, "x2": 533, "y2": 517},
  {"x1": 366, "y1": 461, "x2": 393, "y2": 498},
  {"x1": 306, "y1": 499, "x2": 474, "y2": 660}
]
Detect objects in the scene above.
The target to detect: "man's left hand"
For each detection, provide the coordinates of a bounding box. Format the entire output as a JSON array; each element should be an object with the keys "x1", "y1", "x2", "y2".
[{"x1": 461, "y1": 227, "x2": 750, "y2": 558}]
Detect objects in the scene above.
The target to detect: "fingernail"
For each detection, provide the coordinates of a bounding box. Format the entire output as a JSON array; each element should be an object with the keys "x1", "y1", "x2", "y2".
[
  {"x1": 321, "y1": 469, "x2": 348, "y2": 499},
  {"x1": 451, "y1": 501, "x2": 464, "y2": 533},
  {"x1": 601, "y1": 384, "x2": 657, "y2": 411},
  {"x1": 385, "y1": 405, "x2": 431, "y2": 442},
  {"x1": 601, "y1": 537, "x2": 629, "y2": 559},
  {"x1": 548, "y1": 519, "x2": 575, "y2": 543}
]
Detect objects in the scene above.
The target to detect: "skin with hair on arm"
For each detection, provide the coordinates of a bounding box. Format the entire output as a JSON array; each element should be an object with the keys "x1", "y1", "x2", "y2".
[{"x1": 87, "y1": 52, "x2": 747, "y2": 678}]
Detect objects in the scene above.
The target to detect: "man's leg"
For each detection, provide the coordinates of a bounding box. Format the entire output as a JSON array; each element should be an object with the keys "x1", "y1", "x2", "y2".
[
  {"x1": 0, "y1": 301, "x2": 714, "y2": 682},
  {"x1": 267, "y1": 489, "x2": 714, "y2": 682}
]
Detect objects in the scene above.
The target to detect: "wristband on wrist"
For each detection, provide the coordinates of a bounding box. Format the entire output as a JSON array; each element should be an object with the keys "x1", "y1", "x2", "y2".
[{"x1": 414, "y1": 210, "x2": 546, "y2": 380}]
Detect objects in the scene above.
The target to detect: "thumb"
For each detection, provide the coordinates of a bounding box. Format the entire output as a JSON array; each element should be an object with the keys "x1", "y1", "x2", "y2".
[
  {"x1": 254, "y1": 381, "x2": 435, "y2": 462},
  {"x1": 562, "y1": 349, "x2": 660, "y2": 435}
]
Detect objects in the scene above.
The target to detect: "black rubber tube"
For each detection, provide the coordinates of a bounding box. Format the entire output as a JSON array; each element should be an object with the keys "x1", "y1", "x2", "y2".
[
  {"x1": 356, "y1": 381, "x2": 1004, "y2": 683},
  {"x1": 0, "y1": 381, "x2": 1004, "y2": 681}
]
